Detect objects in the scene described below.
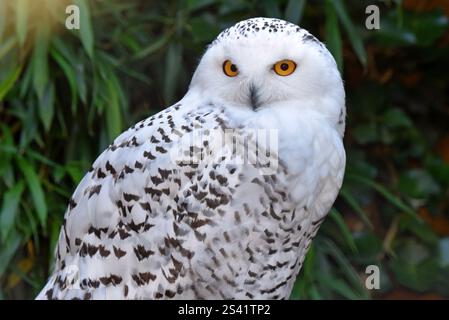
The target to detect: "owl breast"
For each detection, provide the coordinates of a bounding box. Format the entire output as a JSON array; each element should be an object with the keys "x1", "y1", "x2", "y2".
[
  {"x1": 37, "y1": 100, "x2": 345, "y2": 300},
  {"x1": 186, "y1": 104, "x2": 346, "y2": 299}
]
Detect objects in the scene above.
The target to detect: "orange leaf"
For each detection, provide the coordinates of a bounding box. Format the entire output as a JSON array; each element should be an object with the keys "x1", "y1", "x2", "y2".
[
  {"x1": 437, "y1": 135, "x2": 449, "y2": 163},
  {"x1": 6, "y1": 258, "x2": 34, "y2": 289},
  {"x1": 382, "y1": 288, "x2": 445, "y2": 300},
  {"x1": 419, "y1": 207, "x2": 449, "y2": 236},
  {"x1": 404, "y1": 0, "x2": 449, "y2": 16}
]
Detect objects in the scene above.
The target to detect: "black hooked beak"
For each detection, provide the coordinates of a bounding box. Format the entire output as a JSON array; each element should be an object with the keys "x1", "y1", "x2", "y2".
[{"x1": 249, "y1": 84, "x2": 260, "y2": 111}]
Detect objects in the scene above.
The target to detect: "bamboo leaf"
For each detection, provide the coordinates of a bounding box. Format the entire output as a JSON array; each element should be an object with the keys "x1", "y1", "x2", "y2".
[
  {"x1": 0, "y1": 37, "x2": 17, "y2": 61},
  {"x1": 76, "y1": 63, "x2": 87, "y2": 104},
  {"x1": 25, "y1": 149, "x2": 60, "y2": 168},
  {"x1": 340, "y1": 187, "x2": 373, "y2": 228},
  {"x1": 51, "y1": 37, "x2": 77, "y2": 63},
  {"x1": 50, "y1": 47, "x2": 78, "y2": 111},
  {"x1": 15, "y1": 0, "x2": 28, "y2": 46},
  {"x1": 331, "y1": 0, "x2": 367, "y2": 66},
  {"x1": 262, "y1": 0, "x2": 282, "y2": 18},
  {"x1": 32, "y1": 24, "x2": 50, "y2": 99},
  {"x1": 317, "y1": 274, "x2": 361, "y2": 300},
  {"x1": 16, "y1": 157, "x2": 47, "y2": 228},
  {"x1": 347, "y1": 174, "x2": 418, "y2": 220},
  {"x1": 19, "y1": 63, "x2": 32, "y2": 98},
  {"x1": 0, "y1": 231, "x2": 21, "y2": 276},
  {"x1": 309, "y1": 284, "x2": 322, "y2": 300},
  {"x1": 163, "y1": 43, "x2": 182, "y2": 105},
  {"x1": 75, "y1": 0, "x2": 94, "y2": 59},
  {"x1": 105, "y1": 70, "x2": 122, "y2": 141},
  {"x1": 187, "y1": 0, "x2": 217, "y2": 12},
  {"x1": 134, "y1": 34, "x2": 171, "y2": 60},
  {"x1": 0, "y1": 126, "x2": 14, "y2": 179},
  {"x1": 285, "y1": 0, "x2": 307, "y2": 25},
  {"x1": 0, "y1": 181, "x2": 25, "y2": 242},
  {"x1": 0, "y1": 64, "x2": 22, "y2": 101},
  {"x1": 49, "y1": 215, "x2": 63, "y2": 266},
  {"x1": 325, "y1": 0, "x2": 343, "y2": 71},
  {"x1": 321, "y1": 238, "x2": 369, "y2": 298},
  {"x1": 65, "y1": 162, "x2": 85, "y2": 184},
  {"x1": 23, "y1": 203, "x2": 39, "y2": 249},
  {"x1": 0, "y1": 0, "x2": 6, "y2": 41},
  {"x1": 329, "y1": 208, "x2": 358, "y2": 253},
  {"x1": 38, "y1": 82, "x2": 55, "y2": 132}
]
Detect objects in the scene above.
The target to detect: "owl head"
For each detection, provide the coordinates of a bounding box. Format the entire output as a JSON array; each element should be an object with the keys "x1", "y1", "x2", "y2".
[{"x1": 188, "y1": 17, "x2": 345, "y2": 131}]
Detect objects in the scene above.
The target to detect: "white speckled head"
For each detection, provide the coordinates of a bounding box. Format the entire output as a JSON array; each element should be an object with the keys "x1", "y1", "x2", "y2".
[{"x1": 188, "y1": 17, "x2": 345, "y2": 132}]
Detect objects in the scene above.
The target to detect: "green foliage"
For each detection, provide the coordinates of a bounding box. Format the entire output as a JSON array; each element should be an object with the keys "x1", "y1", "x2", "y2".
[{"x1": 1, "y1": 0, "x2": 449, "y2": 299}]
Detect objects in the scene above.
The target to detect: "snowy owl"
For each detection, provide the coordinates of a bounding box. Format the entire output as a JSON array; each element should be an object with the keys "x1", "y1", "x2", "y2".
[{"x1": 37, "y1": 17, "x2": 346, "y2": 300}]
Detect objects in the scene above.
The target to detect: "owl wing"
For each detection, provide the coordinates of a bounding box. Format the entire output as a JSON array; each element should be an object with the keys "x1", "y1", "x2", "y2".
[{"x1": 36, "y1": 101, "x2": 274, "y2": 299}]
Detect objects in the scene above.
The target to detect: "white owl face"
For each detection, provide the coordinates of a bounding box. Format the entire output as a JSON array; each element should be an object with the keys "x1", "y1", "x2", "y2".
[{"x1": 189, "y1": 17, "x2": 345, "y2": 116}]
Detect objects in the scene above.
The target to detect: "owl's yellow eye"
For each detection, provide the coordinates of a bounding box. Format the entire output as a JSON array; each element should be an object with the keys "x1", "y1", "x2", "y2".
[
  {"x1": 273, "y1": 60, "x2": 297, "y2": 76},
  {"x1": 223, "y1": 60, "x2": 239, "y2": 77}
]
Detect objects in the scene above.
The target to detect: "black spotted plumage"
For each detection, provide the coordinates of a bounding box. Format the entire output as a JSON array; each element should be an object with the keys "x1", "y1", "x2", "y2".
[{"x1": 37, "y1": 17, "x2": 346, "y2": 300}]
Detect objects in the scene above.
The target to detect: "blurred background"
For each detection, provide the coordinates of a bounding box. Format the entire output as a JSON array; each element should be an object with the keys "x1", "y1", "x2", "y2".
[{"x1": 1, "y1": 0, "x2": 449, "y2": 299}]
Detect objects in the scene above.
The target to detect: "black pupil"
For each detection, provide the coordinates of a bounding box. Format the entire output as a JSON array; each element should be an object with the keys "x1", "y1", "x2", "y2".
[
  {"x1": 280, "y1": 63, "x2": 289, "y2": 71},
  {"x1": 230, "y1": 64, "x2": 237, "y2": 72}
]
